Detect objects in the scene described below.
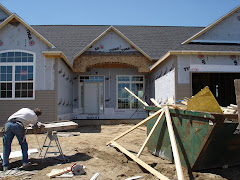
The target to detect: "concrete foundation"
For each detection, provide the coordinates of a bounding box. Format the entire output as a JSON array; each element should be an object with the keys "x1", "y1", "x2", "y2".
[{"x1": 74, "y1": 119, "x2": 143, "y2": 126}]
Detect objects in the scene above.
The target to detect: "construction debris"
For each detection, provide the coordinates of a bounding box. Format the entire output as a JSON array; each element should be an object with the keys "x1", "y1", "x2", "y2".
[
  {"x1": 106, "y1": 86, "x2": 240, "y2": 179},
  {"x1": 0, "y1": 168, "x2": 38, "y2": 178},
  {"x1": 47, "y1": 169, "x2": 74, "y2": 178},
  {"x1": 186, "y1": 86, "x2": 223, "y2": 113},
  {"x1": 46, "y1": 164, "x2": 85, "y2": 178},
  {"x1": 46, "y1": 167, "x2": 72, "y2": 178}
]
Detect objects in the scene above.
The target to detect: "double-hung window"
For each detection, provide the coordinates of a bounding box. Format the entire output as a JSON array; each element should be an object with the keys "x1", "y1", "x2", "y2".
[
  {"x1": 117, "y1": 75, "x2": 144, "y2": 109},
  {"x1": 0, "y1": 51, "x2": 35, "y2": 99}
]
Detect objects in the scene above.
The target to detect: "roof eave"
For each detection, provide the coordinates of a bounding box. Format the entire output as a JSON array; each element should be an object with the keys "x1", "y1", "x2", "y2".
[
  {"x1": 0, "y1": 4, "x2": 12, "y2": 16},
  {"x1": 43, "y1": 51, "x2": 74, "y2": 71},
  {"x1": 150, "y1": 50, "x2": 240, "y2": 71},
  {"x1": 0, "y1": 14, "x2": 55, "y2": 49}
]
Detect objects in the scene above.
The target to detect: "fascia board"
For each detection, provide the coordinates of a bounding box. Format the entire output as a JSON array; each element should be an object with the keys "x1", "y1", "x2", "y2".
[
  {"x1": 43, "y1": 51, "x2": 74, "y2": 71},
  {"x1": 0, "y1": 14, "x2": 55, "y2": 48},
  {"x1": 0, "y1": 4, "x2": 12, "y2": 16}
]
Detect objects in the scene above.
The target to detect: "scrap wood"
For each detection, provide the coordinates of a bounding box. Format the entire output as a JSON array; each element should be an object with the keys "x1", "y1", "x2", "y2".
[
  {"x1": 107, "y1": 104, "x2": 184, "y2": 180},
  {"x1": 48, "y1": 169, "x2": 74, "y2": 178},
  {"x1": 150, "y1": 100, "x2": 185, "y2": 180},
  {"x1": 222, "y1": 104, "x2": 238, "y2": 114},
  {"x1": 107, "y1": 102, "x2": 185, "y2": 179},
  {"x1": 150, "y1": 98, "x2": 186, "y2": 110},
  {"x1": 106, "y1": 108, "x2": 163, "y2": 145},
  {"x1": 0, "y1": 169, "x2": 38, "y2": 177},
  {"x1": 136, "y1": 109, "x2": 165, "y2": 158},
  {"x1": 46, "y1": 167, "x2": 71, "y2": 178},
  {"x1": 234, "y1": 79, "x2": 240, "y2": 128},
  {"x1": 124, "y1": 87, "x2": 149, "y2": 107},
  {"x1": 110, "y1": 140, "x2": 169, "y2": 180},
  {"x1": 181, "y1": 97, "x2": 190, "y2": 105},
  {"x1": 165, "y1": 107, "x2": 185, "y2": 180}
]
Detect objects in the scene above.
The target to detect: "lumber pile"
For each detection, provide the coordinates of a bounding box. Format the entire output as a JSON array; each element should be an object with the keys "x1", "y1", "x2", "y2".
[{"x1": 221, "y1": 104, "x2": 238, "y2": 114}]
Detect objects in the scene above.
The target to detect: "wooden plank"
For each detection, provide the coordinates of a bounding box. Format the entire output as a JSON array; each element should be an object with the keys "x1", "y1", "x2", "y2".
[
  {"x1": 165, "y1": 107, "x2": 185, "y2": 180},
  {"x1": 150, "y1": 99, "x2": 184, "y2": 180},
  {"x1": 27, "y1": 121, "x2": 78, "y2": 133},
  {"x1": 150, "y1": 98, "x2": 162, "y2": 107},
  {"x1": 110, "y1": 141, "x2": 169, "y2": 180},
  {"x1": 106, "y1": 108, "x2": 163, "y2": 145},
  {"x1": 0, "y1": 121, "x2": 78, "y2": 136},
  {"x1": 136, "y1": 109, "x2": 165, "y2": 158},
  {"x1": 124, "y1": 87, "x2": 149, "y2": 107},
  {"x1": 46, "y1": 167, "x2": 71, "y2": 178},
  {"x1": 234, "y1": 79, "x2": 240, "y2": 128}
]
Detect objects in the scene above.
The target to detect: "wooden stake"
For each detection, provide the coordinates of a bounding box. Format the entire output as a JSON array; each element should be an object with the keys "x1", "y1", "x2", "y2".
[
  {"x1": 111, "y1": 141, "x2": 169, "y2": 180},
  {"x1": 124, "y1": 87, "x2": 149, "y2": 106},
  {"x1": 136, "y1": 109, "x2": 165, "y2": 158},
  {"x1": 106, "y1": 108, "x2": 163, "y2": 145}
]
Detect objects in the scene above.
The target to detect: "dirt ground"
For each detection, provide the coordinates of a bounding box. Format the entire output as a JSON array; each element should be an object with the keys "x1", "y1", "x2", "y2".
[{"x1": 0, "y1": 124, "x2": 240, "y2": 180}]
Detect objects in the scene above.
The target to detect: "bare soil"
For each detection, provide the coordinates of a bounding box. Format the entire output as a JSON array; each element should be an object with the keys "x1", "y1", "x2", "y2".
[{"x1": 0, "y1": 124, "x2": 240, "y2": 180}]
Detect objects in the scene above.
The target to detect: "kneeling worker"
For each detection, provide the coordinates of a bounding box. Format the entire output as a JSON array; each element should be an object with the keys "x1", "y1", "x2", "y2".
[{"x1": 2, "y1": 108, "x2": 42, "y2": 171}]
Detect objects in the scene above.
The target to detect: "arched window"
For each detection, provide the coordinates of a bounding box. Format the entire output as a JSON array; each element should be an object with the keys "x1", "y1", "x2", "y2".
[{"x1": 0, "y1": 51, "x2": 35, "y2": 99}]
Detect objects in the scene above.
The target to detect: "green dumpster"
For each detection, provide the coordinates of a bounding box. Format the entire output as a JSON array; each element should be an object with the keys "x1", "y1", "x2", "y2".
[{"x1": 145, "y1": 106, "x2": 240, "y2": 171}]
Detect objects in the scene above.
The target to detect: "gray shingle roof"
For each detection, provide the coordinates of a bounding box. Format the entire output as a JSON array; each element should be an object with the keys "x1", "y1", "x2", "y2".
[{"x1": 32, "y1": 25, "x2": 240, "y2": 66}]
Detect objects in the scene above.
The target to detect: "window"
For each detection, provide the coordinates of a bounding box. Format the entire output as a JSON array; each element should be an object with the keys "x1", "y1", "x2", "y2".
[
  {"x1": 0, "y1": 51, "x2": 35, "y2": 99},
  {"x1": 117, "y1": 75, "x2": 144, "y2": 109}
]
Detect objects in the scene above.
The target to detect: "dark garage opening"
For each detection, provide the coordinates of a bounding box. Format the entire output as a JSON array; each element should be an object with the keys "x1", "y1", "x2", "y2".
[{"x1": 192, "y1": 73, "x2": 240, "y2": 107}]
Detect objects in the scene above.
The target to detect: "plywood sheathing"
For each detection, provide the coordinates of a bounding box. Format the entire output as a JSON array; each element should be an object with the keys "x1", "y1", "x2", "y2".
[{"x1": 73, "y1": 55, "x2": 152, "y2": 73}]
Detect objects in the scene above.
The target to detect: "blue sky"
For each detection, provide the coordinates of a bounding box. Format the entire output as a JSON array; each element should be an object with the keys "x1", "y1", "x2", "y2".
[{"x1": 1, "y1": 0, "x2": 239, "y2": 27}]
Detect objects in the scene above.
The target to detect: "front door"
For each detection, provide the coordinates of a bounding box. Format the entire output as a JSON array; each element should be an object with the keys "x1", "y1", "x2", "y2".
[
  {"x1": 84, "y1": 83, "x2": 99, "y2": 113},
  {"x1": 78, "y1": 76, "x2": 104, "y2": 114}
]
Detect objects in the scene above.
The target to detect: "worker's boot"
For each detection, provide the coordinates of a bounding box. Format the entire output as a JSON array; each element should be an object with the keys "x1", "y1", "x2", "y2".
[{"x1": 22, "y1": 162, "x2": 31, "y2": 170}]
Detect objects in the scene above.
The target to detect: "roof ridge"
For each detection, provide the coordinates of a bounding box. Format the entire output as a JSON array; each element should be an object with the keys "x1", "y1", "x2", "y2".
[{"x1": 31, "y1": 24, "x2": 204, "y2": 28}]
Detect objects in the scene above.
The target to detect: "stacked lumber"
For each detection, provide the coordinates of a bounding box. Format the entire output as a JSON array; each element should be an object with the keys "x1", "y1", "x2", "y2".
[{"x1": 221, "y1": 104, "x2": 238, "y2": 114}]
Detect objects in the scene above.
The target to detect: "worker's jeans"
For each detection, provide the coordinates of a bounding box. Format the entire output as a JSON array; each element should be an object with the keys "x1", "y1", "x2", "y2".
[{"x1": 2, "y1": 121, "x2": 28, "y2": 168}]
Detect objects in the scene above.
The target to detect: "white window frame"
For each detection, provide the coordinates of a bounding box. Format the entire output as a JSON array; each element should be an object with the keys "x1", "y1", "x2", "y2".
[
  {"x1": 0, "y1": 50, "x2": 36, "y2": 100},
  {"x1": 116, "y1": 75, "x2": 145, "y2": 110}
]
